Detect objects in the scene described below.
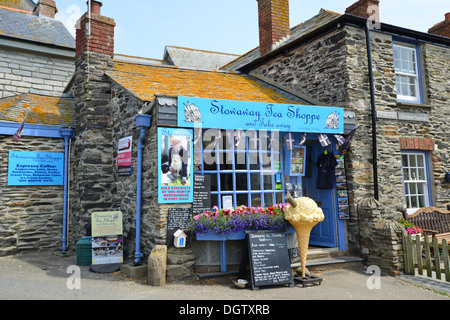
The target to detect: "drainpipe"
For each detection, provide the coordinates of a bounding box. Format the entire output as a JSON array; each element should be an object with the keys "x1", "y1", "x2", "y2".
[
  {"x1": 60, "y1": 129, "x2": 75, "y2": 254},
  {"x1": 134, "y1": 113, "x2": 152, "y2": 265},
  {"x1": 365, "y1": 24, "x2": 379, "y2": 201}
]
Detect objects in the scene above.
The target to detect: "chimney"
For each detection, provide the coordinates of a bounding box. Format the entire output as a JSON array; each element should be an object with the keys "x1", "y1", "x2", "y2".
[
  {"x1": 428, "y1": 13, "x2": 450, "y2": 38},
  {"x1": 257, "y1": 0, "x2": 290, "y2": 56},
  {"x1": 75, "y1": 1, "x2": 116, "y2": 58},
  {"x1": 33, "y1": 0, "x2": 58, "y2": 19},
  {"x1": 345, "y1": 0, "x2": 380, "y2": 21}
]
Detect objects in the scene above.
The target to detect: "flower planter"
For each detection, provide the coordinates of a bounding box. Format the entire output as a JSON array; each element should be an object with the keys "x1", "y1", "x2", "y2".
[{"x1": 195, "y1": 228, "x2": 294, "y2": 241}]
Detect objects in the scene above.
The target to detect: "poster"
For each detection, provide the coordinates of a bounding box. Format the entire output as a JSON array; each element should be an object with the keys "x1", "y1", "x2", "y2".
[
  {"x1": 117, "y1": 136, "x2": 132, "y2": 176},
  {"x1": 158, "y1": 127, "x2": 193, "y2": 203},
  {"x1": 8, "y1": 151, "x2": 64, "y2": 186},
  {"x1": 91, "y1": 211, "x2": 123, "y2": 265}
]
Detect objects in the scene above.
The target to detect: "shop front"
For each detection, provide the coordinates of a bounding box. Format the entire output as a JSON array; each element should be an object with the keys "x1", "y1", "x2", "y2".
[{"x1": 157, "y1": 96, "x2": 355, "y2": 272}]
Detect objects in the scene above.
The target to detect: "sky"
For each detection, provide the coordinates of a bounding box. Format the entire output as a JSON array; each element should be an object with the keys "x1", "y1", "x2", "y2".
[{"x1": 55, "y1": 0, "x2": 449, "y2": 60}]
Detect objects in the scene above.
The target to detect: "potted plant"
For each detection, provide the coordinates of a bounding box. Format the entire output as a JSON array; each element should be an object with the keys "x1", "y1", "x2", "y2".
[
  {"x1": 187, "y1": 203, "x2": 292, "y2": 241},
  {"x1": 399, "y1": 218, "x2": 424, "y2": 239}
]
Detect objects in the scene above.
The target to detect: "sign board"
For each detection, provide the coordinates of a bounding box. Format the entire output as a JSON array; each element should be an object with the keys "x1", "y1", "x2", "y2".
[
  {"x1": 117, "y1": 136, "x2": 132, "y2": 176},
  {"x1": 158, "y1": 127, "x2": 194, "y2": 203},
  {"x1": 8, "y1": 151, "x2": 64, "y2": 186},
  {"x1": 178, "y1": 96, "x2": 344, "y2": 134},
  {"x1": 91, "y1": 211, "x2": 123, "y2": 265},
  {"x1": 193, "y1": 174, "x2": 211, "y2": 215},
  {"x1": 166, "y1": 208, "x2": 192, "y2": 247},
  {"x1": 246, "y1": 231, "x2": 294, "y2": 290}
]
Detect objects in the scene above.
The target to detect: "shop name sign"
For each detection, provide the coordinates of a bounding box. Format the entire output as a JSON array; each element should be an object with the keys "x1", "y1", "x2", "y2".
[
  {"x1": 178, "y1": 97, "x2": 344, "y2": 134},
  {"x1": 8, "y1": 151, "x2": 64, "y2": 186}
]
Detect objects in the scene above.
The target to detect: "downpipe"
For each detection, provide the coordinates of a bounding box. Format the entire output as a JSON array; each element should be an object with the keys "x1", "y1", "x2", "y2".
[
  {"x1": 365, "y1": 23, "x2": 379, "y2": 201},
  {"x1": 134, "y1": 114, "x2": 152, "y2": 265},
  {"x1": 60, "y1": 129, "x2": 75, "y2": 254}
]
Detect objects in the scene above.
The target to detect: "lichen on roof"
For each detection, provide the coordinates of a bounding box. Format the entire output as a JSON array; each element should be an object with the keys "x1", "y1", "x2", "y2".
[
  {"x1": 0, "y1": 92, "x2": 75, "y2": 127},
  {"x1": 107, "y1": 61, "x2": 306, "y2": 105}
]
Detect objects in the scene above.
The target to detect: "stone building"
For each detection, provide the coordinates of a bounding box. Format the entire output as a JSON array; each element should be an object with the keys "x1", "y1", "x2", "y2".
[
  {"x1": 0, "y1": 0, "x2": 75, "y2": 99},
  {"x1": 0, "y1": 0, "x2": 75, "y2": 256},
  {"x1": 0, "y1": 0, "x2": 448, "y2": 280}
]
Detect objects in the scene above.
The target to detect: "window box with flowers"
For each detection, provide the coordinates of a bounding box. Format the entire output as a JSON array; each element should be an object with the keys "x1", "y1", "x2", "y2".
[{"x1": 187, "y1": 203, "x2": 294, "y2": 241}]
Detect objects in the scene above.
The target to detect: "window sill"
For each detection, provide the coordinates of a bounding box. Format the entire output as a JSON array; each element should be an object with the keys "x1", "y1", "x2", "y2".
[{"x1": 397, "y1": 101, "x2": 433, "y2": 109}]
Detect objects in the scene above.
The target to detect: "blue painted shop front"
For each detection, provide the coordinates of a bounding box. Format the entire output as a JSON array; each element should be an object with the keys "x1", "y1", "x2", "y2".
[{"x1": 163, "y1": 97, "x2": 351, "y2": 272}]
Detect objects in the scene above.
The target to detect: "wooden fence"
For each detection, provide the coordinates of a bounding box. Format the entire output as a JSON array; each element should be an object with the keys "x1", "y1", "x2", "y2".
[{"x1": 403, "y1": 234, "x2": 450, "y2": 282}]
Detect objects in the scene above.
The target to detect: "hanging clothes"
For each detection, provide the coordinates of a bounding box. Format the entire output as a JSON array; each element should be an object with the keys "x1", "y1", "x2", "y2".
[{"x1": 316, "y1": 151, "x2": 337, "y2": 189}]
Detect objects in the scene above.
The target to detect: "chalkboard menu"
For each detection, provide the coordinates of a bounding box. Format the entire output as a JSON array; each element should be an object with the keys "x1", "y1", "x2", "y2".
[
  {"x1": 166, "y1": 208, "x2": 191, "y2": 247},
  {"x1": 247, "y1": 231, "x2": 294, "y2": 290},
  {"x1": 193, "y1": 174, "x2": 211, "y2": 215}
]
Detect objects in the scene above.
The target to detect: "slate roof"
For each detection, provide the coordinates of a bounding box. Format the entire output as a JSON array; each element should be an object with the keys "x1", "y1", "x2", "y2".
[
  {"x1": 0, "y1": 92, "x2": 75, "y2": 127},
  {"x1": 164, "y1": 46, "x2": 240, "y2": 70},
  {"x1": 222, "y1": 9, "x2": 341, "y2": 71},
  {"x1": 0, "y1": 6, "x2": 75, "y2": 48},
  {"x1": 107, "y1": 60, "x2": 307, "y2": 105}
]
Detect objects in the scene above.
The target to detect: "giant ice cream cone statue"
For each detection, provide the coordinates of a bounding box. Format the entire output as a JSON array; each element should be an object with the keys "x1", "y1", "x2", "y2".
[{"x1": 285, "y1": 194, "x2": 325, "y2": 278}]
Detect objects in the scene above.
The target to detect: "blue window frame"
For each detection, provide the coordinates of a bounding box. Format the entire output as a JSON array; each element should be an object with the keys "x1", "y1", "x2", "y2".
[
  {"x1": 401, "y1": 151, "x2": 433, "y2": 214},
  {"x1": 392, "y1": 38, "x2": 424, "y2": 104},
  {"x1": 194, "y1": 129, "x2": 285, "y2": 209}
]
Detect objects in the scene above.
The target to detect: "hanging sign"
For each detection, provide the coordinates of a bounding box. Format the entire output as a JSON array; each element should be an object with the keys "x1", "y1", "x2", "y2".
[
  {"x1": 117, "y1": 136, "x2": 132, "y2": 176},
  {"x1": 8, "y1": 151, "x2": 64, "y2": 186},
  {"x1": 158, "y1": 127, "x2": 194, "y2": 203},
  {"x1": 178, "y1": 96, "x2": 344, "y2": 134},
  {"x1": 91, "y1": 211, "x2": 123, "y2": 265}
]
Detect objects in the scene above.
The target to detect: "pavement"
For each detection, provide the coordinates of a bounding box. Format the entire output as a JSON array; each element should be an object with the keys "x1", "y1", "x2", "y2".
[{"x1": 0, "y1": 249, "x2": 449, "y2": 303}]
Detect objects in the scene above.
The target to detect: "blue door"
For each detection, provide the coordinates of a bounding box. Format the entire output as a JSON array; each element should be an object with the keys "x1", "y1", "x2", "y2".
[{"x1": 303, "y1": 143, "x2": 337, "y2": 248}]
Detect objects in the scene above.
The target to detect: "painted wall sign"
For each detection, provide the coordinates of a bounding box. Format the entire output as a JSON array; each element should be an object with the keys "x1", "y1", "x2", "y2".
[
  {"x1": 117, "y1": 136, "x2": 132, "y2": 176},
  {"x1": 158, "y1": 127, "x2": 194, "y2": 203},
  {"x1": 178, "y1": 96, "x2": 344, "y2": 134},
  {"x1": 91, "y1": 211, "x2": 123, "y2": 265},
  {"x1": 8, "y1": 151, "x2": 64, "y2": 186}
]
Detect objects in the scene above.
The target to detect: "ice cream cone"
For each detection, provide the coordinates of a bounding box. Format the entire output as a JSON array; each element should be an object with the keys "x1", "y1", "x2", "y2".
[{"x1": 289, "y1": 219, "x2": 319, "y2": 278}]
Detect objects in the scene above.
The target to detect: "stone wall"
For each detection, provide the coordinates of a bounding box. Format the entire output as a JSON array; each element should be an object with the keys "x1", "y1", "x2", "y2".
[
  {"x1": 0, "y1": 135, "x2": 65, "y2": 256},
  {"x1": 248, "y1": 24, "x2": 450, "y2": 271},
  {"x1": 0, "y1": 47, "x2": 74, "y2": 99}
]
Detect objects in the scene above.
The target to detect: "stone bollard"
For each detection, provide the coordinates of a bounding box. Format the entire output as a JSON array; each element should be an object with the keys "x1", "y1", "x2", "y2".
[{"x1": 147, "y1": 245, "x2": 167, "y2": 286}]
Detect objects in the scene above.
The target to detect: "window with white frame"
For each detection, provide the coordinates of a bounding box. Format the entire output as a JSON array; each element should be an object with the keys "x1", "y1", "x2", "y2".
[
  {"x1": 393, "y1": 43, "x2": 422, "y2": 103},
  {"x1": 401, "y1": 151, "x2": 431, "y2": 214}
]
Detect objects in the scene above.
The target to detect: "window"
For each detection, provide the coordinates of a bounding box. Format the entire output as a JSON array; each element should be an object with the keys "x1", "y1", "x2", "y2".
[
  {"x1": 194, "y1": 129, "x2": 284, "y2": 209},
  {"x1": 401, "y1": 151, "x2": 431, "y2": 214},
  {"x1": 393, "y1": 43, "x2": 422, "y2": 104}
]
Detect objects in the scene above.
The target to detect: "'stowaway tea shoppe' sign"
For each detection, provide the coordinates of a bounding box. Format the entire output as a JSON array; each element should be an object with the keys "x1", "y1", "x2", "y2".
[
  {"x1": 8, "y1": 151, "x2": 64, "y2": 186},
  {"x1": 178, "y1": 97, "x2": 344, "y2": 134}
]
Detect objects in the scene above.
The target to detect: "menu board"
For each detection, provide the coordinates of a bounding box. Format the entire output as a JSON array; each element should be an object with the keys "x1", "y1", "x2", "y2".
[
  {"x1": 247, "y1": 231, "x2": 294, "y2": 290},
  {"x1": 91, "y1": 211, "x2": 123, "y2": 265},
  {"x1": 166, "y1": 208, "x2": 191, "y2": 247},
  {"x1": 193, "y1": 174, "x2": 211, "y2": 215}
]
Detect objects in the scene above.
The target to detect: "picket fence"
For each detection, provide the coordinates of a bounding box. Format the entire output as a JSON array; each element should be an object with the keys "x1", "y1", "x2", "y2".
[{"x1": 403, "y1": 234, "x2": 450, "y2": 282}]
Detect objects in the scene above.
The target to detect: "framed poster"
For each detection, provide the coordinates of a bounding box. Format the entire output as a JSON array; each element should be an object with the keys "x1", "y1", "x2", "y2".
[
  {"x1": 91, "y1": 211, "x2": 123, "y2": 265},
  {"x1": 158, "y1": 127, "x2": 193, "y2": 203},
  {"x1": 8, "y1": 151, "x2": 64, "y2": 186}
]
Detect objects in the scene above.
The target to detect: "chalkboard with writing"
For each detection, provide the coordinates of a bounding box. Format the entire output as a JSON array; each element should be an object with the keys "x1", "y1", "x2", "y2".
[
  {"x1": 166, "y1": 208, "x2": 191, "y2": 247},
  {"x1": 193, "y1": 174, "x2": 211, "y2": 215},
  {"x1": 246, "y1": 231, "x2": 294, "y2": 290}
]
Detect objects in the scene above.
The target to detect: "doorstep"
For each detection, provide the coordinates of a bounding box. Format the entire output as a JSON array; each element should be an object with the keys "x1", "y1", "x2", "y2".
[{"x1": 291, "y1": 247, "x2": 364, "y2": 272}]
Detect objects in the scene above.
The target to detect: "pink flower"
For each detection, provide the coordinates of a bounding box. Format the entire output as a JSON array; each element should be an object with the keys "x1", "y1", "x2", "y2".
[{"x1": 193, "y1": 215, "x2": 199, "y2": 220}]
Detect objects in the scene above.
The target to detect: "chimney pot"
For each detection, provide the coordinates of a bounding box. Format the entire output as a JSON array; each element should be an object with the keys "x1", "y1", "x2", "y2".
[
  {"x1": 445, "y1": 12, "x2": 450, "y2": 21},
  {"x1": 88, "y1": 1, "x2": 102, "y2": 15}
]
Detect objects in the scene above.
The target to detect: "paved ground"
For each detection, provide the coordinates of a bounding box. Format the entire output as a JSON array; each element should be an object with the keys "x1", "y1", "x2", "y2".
[{"x1": 0, "y1": 250, "x2": 449, "y2": 302}]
